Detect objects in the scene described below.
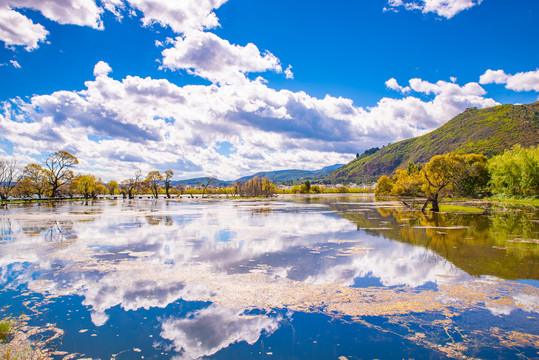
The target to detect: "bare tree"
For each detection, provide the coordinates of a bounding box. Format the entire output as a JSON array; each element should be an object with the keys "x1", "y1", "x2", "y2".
[
  {"x1": 177, "y1": 184, "x2": 185, "y2": 197},
  {"x1": 201, "y1": 177, "x2": 216, "y2": 198},
  {"x1": 45, "y1": 151, "x2": 78, "y2": 198},
  {"x1": 0, "y1": 160, "x2": 20, "y2": 200},
  {"x1": 125, "y1": 170, "x2": 143, "y2": 199},
  {"x1": 164, "y1": 170, "x2": 174, "y2": 198}
]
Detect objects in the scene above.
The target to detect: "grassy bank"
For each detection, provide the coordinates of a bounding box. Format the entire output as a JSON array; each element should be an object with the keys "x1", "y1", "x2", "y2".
[{"x1": 486, "y1": 197, "x2": 539, "y2": 207}]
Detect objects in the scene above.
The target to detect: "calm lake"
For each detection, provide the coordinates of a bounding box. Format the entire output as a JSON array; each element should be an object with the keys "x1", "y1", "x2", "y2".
[{"x1": 1, "y1": 195, "x2": 538, "y2": 359}]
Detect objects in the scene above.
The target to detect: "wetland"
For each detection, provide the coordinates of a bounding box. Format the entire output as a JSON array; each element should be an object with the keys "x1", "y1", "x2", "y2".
[{"x1": 0, "y1": 194, "x2": 538, "y2": 359}]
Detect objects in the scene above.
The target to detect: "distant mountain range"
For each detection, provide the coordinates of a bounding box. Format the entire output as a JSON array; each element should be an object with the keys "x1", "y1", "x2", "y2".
[
  {"x1": 327, "y1": 102, "x2": 539, "y2": 182},
  {"x1": 170, "y1": 177, "x2": 234, "y2": 187},
  {"x1": 172, "y1": 164, "x2": 345, "y2": 186},
  {"x1": 237, "y1": 164, "x2": 344, "y2": 183},
  {"x1": 173, "y1": 102, "x2": 538, "y2": 187}
]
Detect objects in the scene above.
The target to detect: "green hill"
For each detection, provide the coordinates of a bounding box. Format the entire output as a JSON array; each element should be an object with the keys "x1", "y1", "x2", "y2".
[
  {"x1": 237, "y1": 164, "x2": 344, "y2": 184},
  {"x1": 327, "y1": 102, "x2": 539, "y2": 183}
]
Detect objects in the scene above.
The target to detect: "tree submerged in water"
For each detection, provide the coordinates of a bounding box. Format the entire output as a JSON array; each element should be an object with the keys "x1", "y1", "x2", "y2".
[
  {"x1": 234, "y1": 177, "x2": 275, "y2": 197},
  {"x1": 375, "y1": 152, "x2": 489, "y2": 212},
  {"x1": 45, "y1": 150, "x2": 79, "y2": 198}
]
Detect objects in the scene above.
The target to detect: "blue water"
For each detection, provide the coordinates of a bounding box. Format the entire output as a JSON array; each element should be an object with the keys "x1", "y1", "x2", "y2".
[{"x1": 1, "y1": 196, "x2": 538, "y2": 359}]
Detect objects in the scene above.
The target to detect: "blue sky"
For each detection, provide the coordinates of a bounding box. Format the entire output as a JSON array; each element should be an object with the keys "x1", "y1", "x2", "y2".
[{"x1": 0, "y1": 0, "x2": 538, "y2": 181}]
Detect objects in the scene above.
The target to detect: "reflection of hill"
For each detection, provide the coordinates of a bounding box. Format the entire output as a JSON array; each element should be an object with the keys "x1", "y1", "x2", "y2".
[{"x1": 334, "y1": 204, "x2": 539, "y2": 280}]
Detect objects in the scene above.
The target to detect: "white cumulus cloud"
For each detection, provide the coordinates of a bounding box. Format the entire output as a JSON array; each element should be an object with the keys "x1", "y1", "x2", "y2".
[
  {"x1": 385, "y1": 0, "x2": 483, "y2": 18},
  {"x1": 93, "y1": 61, "x2": 112, "y2": 77},
  {"x1": 0, "y1": 0, "x2": 102, "y2": 51},
  {"x1": 125, "y1": 0, "x2": 228, "y2": 34},
  {"x1": 479, "y1": 69, "x2": 510, "y2": 85},
  {"x1": 385, "y1": 78, "x2": 411, "y2": 93},
  {"x1": 6, "y1": 0, "x2": 104, "y2": 28},
  {"x1": 480, "y1": 69, "x2": 539, "y2": 92},
  {"x1": 161, "y1": 30, "x2": 283, "y2": 85},
  {"x1": 0, "y1": 6, "x2": 49, "y2": 50},
  {"x1": 284, "y1": 65, "x2": 294, "y2": 80},
  {"x1": 0, "y1": 63, "x2": 500, "y2": 180},
  {"x1": 0, "y1": 0, "x2": 230, "y2": 51}
]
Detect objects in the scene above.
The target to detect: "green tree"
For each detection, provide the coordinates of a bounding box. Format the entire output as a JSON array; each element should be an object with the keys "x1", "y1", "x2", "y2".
[
  {"x1": 374, "y1": 175, "x2": 394, "y2": 196},
  {"x1": 22, "y1": 163, "x2": 48, "y2": 198},
  {"x1": 13, "y1": 177, "x2": 34, "y2": 198},
  {"x1": 299, "y1": 181, "x2": 310, "y2": 194},
  {"x1": 390, "y1": 168, "x2": 423, "y2": 197},
  {"x1": 164, "y1": 170, "x2": 174, "y2": 198},
  {"x1": 95, "y1": 182, "x2": 107, "y2": 197},
  {"x1": 146, "y1": 171, "x2": 163, "y2": 198},
  {"x1": 76, "y1": 175, "x2": 97, "y2": 199},
  {"x1": 421, "y1": 153, "x2": 465, "y2": 211},
  {"x1": 454, "y1": 154, "x2": 489, "y2": 197},
  {"x1": 235, "y1": 177, "x2": 275, "y2": 197},
  {"x1": 489, "y1": 145, "x2": 539, "y2": 196},
  {"x1": 45, "y1": 151, "x2": 78, "y2": 198},
  {"x1": 107, "y1": 180, "x2": 118, "y2": 195}
]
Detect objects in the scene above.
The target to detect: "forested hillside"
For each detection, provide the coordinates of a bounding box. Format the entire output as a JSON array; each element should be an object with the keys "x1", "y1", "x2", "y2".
[{"x1": 327, "y1": 102, "x2": 539, "y2": 182}]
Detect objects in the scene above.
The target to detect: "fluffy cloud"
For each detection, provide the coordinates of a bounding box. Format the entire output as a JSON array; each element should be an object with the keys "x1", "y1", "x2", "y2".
[
  {"x1": 284, "y1": 65, "x2": 294, "y2": 80},
  {"x1": 385, "y1": 0, "x2": 482, "y2": 18},
  {"x1": 385, "y1": 78, "x2": 410, "y2": 93},
  {"x1": 479, "y1": 69, "x2": 510, "y2": 85},
  {"x1": 125, "y1": 0, "x2": 228, "y2": 34},
  {"x1": 93, "y1": 61, "x2": 112, "y2": 77},
  {"x1": 6, "y1": 0, "x2": 104, "y2": 28},
  {"x1": 0, "y1": 6, "x2": 49, "y2": 50},
  {"x1": 383, "y1": 77, "x2": 497, "y2": 129},
  {"x1": 0, "y1": 0, "x2": 229, "y2": 51},
  {"x1": 0, "y1": 0, "x2": 102, "y2": 50},
  {"x1": 480, "y1": 69, "x2": 539, "y2": 92},
  {"x1": 161, "y1": 30, "x2": 283, "y2": 85},
  {"x1": 0, "y1": 62, "x2": 499, "y2": 180}
]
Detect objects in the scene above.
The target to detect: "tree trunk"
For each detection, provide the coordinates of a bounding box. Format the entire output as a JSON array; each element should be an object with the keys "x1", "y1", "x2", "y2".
[
  {"x1": 421, "y1": 193, "x2": 440, "y2": 212},
  {"x1": 431, "y1": 193, "x2": 440, "y2": 212}
]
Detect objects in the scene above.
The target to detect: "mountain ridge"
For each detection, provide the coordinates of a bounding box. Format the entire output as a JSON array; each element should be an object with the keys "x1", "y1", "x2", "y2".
[
  {"x1": 327, "y1": 102, "x2": 539, "y2": 182},
  {"x1": 172, "y1": 164, "x2": 345, "y2": 186}
]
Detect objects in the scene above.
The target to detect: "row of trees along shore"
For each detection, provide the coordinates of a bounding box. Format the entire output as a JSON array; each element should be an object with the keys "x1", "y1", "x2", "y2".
[
  {"x1": 0, "y1": 151, "x2": 282, "y2": 200},
  {"x1": 374, "y1": 145, "x2": 539, "y2": 211}
]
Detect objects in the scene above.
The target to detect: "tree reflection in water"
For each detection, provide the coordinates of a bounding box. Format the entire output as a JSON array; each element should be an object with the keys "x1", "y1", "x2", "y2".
[{"x1": 335, "y1": 201, "x2": 539, "y2": 280}]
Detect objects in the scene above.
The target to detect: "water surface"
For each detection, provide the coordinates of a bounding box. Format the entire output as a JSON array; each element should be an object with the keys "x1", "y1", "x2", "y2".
[{"x1": 1, "y1": 195, "x2": 538, "y2": 359}]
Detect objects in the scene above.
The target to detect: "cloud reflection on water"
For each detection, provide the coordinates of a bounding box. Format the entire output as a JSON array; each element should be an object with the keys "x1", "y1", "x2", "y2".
[
  {"x1": 161, "y1": 305, "x2": 280, "y2": 360},
  {"x1": 0, "y1": 197, "x2": 537, "y2": 358}
]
